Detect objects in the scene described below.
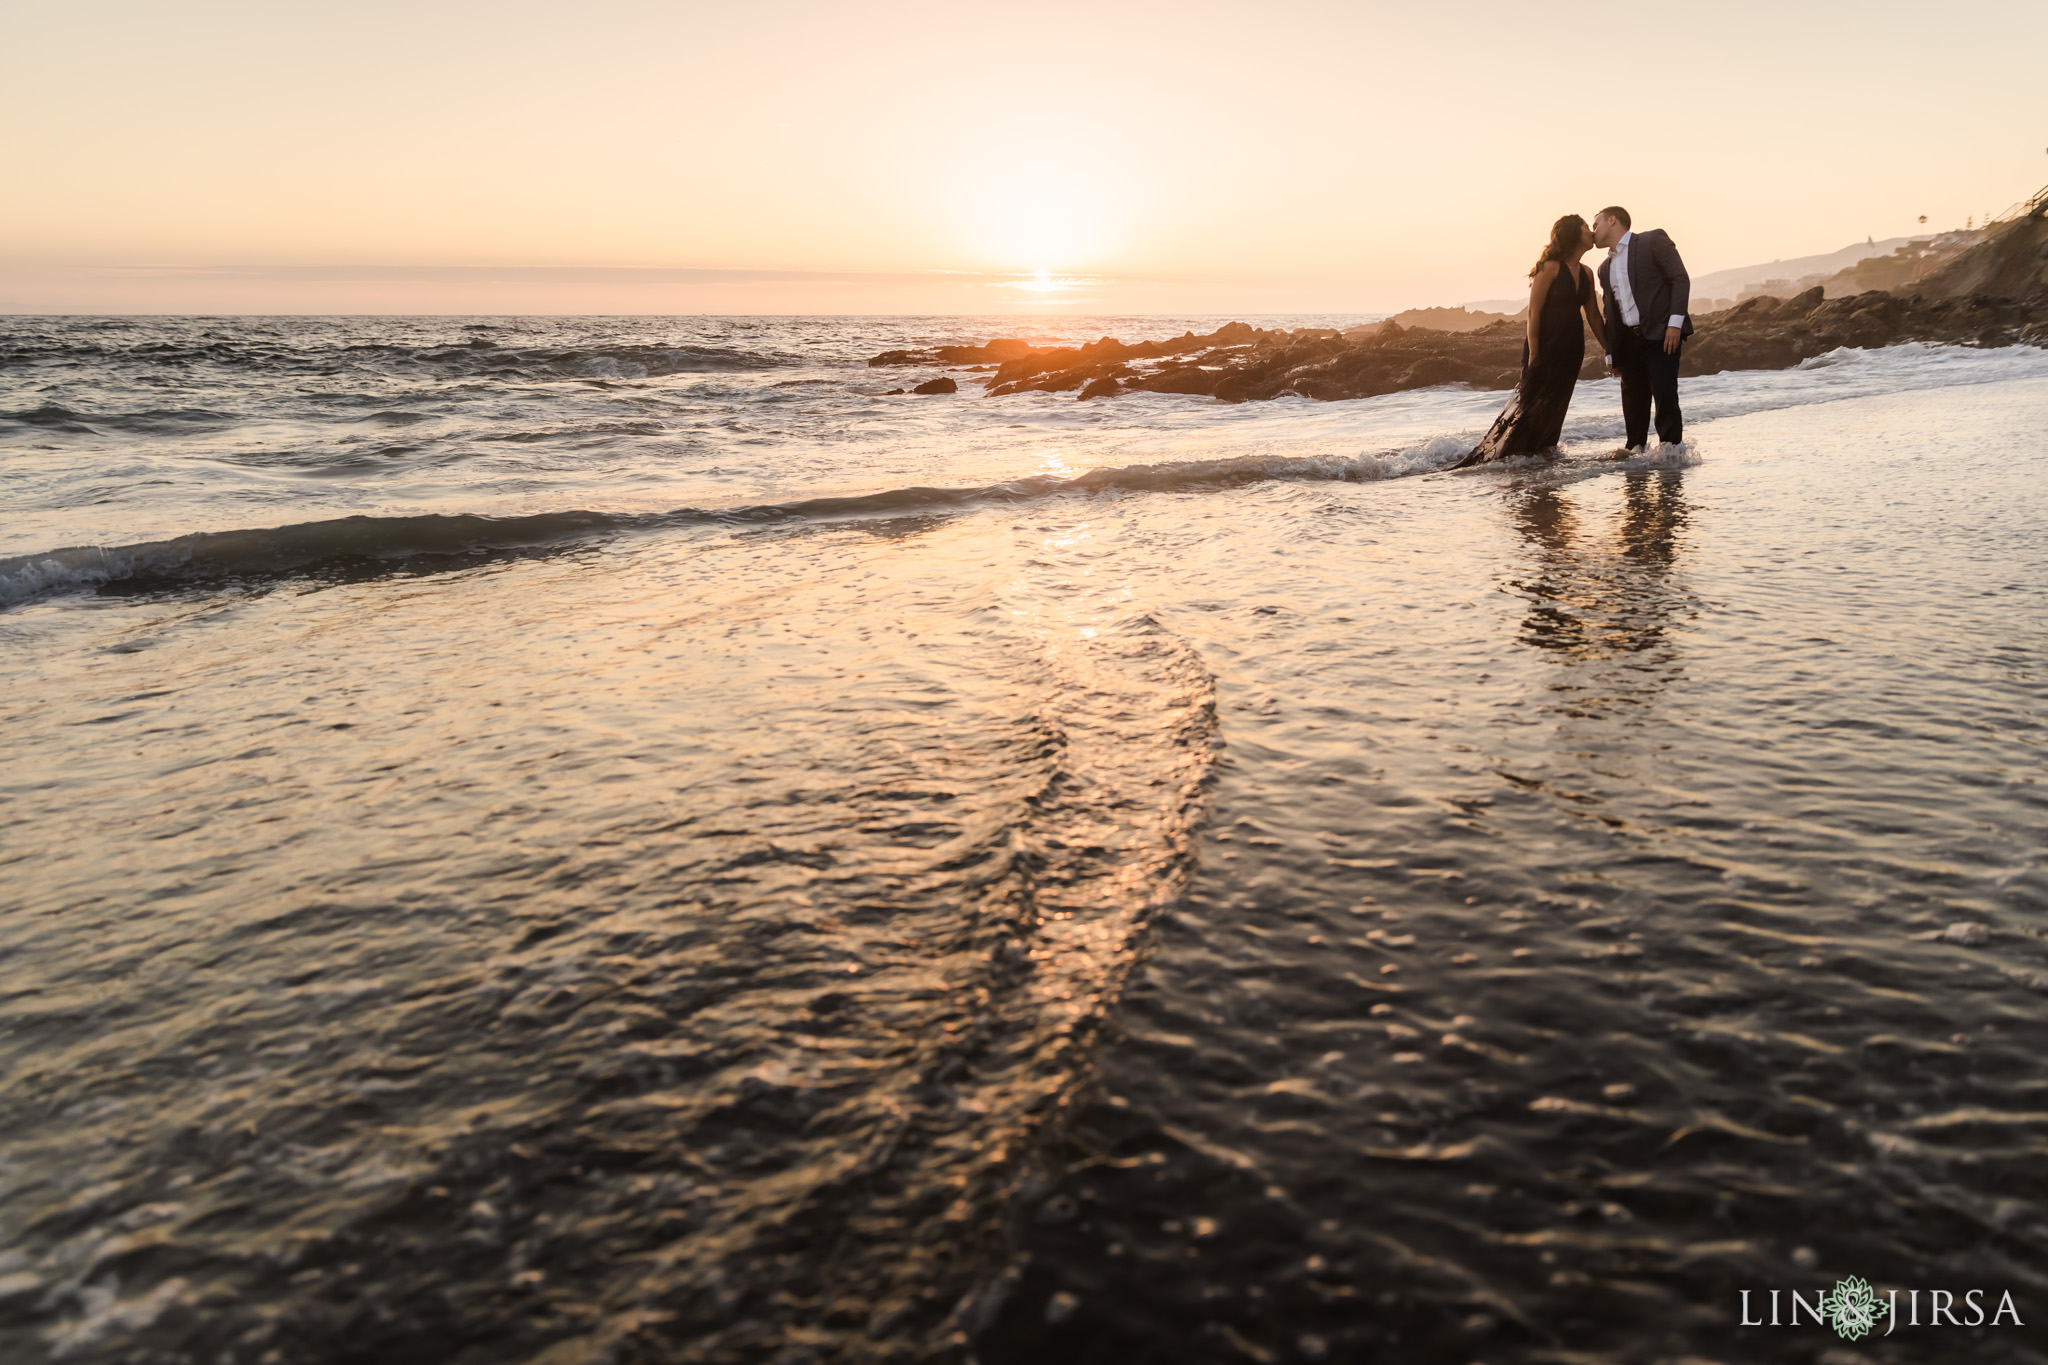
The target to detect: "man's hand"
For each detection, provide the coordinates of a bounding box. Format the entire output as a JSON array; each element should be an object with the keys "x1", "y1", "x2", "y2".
[
  {"x1": 1604, "y1": 359, "x2": 1619, "y2": 378},
  {"x1": 1663, "y1": 326, "x2": 1682, "y2": 355}
]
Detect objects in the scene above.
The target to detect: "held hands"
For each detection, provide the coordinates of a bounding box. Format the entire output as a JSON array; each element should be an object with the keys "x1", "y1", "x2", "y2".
[{"x1": 1663, "y1": 326, "x2": 1682, "y2": 355}]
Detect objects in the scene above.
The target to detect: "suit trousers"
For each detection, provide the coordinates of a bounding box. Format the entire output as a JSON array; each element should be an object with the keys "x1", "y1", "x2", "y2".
[{"x1": 1614, "y1": 327, "x2": 1683, "y2": 448}]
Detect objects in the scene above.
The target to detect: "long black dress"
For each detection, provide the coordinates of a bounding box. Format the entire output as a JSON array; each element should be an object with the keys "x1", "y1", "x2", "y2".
[{"x1": 1455, "y1": 261, "x2": 1591, "y2": 467}]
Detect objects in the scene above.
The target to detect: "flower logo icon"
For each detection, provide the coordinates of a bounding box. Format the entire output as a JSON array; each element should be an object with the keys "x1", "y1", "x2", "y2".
[{"x1": 1821, "y1": 1276, "x2": 1882, "y2": 1341}]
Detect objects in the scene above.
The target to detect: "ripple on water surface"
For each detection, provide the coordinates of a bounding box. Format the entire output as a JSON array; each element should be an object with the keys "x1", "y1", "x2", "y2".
[
  {"x1": 0, "y1": 513, "x2": 1218, "y2": 1361},
  {"x1": 975, "y1": 382, "x2": 2048, "y2": 1365},
  {"x1": 0, "y1": 377, "x2": 2045, "y2": 1364}
]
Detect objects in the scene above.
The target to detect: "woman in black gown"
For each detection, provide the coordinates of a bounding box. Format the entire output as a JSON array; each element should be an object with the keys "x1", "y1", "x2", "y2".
[{"x1": 1455, "y1": 214, "x2": 1606, "y2": 467}]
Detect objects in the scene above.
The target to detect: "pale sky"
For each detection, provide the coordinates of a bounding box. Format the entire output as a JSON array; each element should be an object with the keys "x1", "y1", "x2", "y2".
[{"x1": 4, "y1": 0, "x2": 2043, "y2": 314}]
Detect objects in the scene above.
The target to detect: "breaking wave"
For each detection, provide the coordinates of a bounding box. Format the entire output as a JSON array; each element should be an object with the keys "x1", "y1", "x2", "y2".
[
  {"x1": 0, "y1": 441, "x2": 1486, "y2": 608},
  {"x1": 0, "y1": 335, "x2": 790, "y2": 381}
]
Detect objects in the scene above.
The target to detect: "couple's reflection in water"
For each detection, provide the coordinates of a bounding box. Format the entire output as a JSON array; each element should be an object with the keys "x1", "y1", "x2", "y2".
[{"x1": 1503, "y1": 469, "x2": 1695, "y2": 714}]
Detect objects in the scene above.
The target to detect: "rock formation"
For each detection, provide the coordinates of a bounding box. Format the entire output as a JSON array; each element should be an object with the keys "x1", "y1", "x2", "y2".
[
  {"x1": 1378, "y1": 305, "x2": 1520, "y2": 333},
  {"x1": 1915, "y1": 205, "x2": 2048, "y2": 300},
  {"x1": 870, "y1": 338, "x2": 1037, "y2": 368}
]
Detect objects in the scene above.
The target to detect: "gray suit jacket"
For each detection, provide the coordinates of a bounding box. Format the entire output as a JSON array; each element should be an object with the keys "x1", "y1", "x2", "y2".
[{"x1": 1599, "y1": 228, "x2": 1694, "y2": 354}]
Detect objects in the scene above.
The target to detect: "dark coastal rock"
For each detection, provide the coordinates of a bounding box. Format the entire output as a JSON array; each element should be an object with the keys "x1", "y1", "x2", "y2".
[
  {"x1": 971, "y1": 322, "x2": 1298, "y2": 396},
  {"x1": 911, "y1": 376, "x2": 958, "y2": 395},
  {"x1": 1078, "y1": 376, "x2": 1120, "y2": 400},
  {"x1": 1683, "y1": 289, "x2": 2046, "y2": 376},
  {"x1": 869, "y1": 338, "x2": 1036, "y2": 368}
]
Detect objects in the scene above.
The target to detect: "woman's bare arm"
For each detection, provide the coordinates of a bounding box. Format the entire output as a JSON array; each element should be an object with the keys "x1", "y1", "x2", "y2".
[
  {"x1": 1580, "y1": 275, "x2": 1605, "y2": 357},
  {"x1": 1526, "y1": 263, "x2": 1556, "y2": 368}
]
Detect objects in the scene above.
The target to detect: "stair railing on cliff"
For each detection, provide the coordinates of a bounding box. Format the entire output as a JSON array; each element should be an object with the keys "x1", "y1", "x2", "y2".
[{"x1": 1989, "y1": 181, "x2": 2048, "y2": 225}]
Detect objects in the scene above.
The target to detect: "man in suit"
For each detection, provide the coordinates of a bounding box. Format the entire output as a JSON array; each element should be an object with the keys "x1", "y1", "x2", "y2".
[{"x1": 1591, "y1": 206, "x2": 1693, "y2": 453}]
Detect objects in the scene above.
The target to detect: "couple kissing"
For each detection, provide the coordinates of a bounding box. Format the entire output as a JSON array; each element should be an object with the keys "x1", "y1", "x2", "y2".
[{"x1": 1456, "y1": 206, "x2": 1692, "y2": 468}]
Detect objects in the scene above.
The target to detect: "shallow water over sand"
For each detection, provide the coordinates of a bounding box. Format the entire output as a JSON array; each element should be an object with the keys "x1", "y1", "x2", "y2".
[
  {"x1": 976, "y1": 383, "x2": 2048, "y2": 1364},
  {"x1": 2, "y1": 326, "x2": 2045, "y2": 1363},
  {"x1": 3, "y1": 508, "x2": 1219, "y2": 1362}
]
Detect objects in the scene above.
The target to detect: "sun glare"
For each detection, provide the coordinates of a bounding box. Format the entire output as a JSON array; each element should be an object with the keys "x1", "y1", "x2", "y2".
[{"x1": 959, "y1": 166, "x2": 1126, "y2": 275}]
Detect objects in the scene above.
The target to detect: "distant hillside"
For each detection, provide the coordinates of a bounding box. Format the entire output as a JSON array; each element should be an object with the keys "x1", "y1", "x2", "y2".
[{"x1": 1689, "y1": 237, "x2": 1916, "y2": 308}]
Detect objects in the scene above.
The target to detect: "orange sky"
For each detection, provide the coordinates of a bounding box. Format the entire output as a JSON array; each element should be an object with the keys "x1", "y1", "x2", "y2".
[{"x1": 4, "y1": 0, "x2": 2043, "y2": 314}]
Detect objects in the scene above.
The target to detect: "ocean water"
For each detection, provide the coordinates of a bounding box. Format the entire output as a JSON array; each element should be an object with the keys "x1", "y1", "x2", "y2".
[{"x1": 2, "y1": 316, "x2": 2046, "y2": 1364}]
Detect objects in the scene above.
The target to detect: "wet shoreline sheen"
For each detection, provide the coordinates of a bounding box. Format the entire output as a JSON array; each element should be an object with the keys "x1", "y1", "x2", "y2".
[{"x1": 2, "y1": 346, "x2": 2044, "y2": 1364}]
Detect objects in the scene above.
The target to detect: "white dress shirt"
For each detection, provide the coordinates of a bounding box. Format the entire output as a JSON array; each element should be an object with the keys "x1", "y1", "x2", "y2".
[{"x1": 1606, "y1": 230, "x2": 1686, "y2": 362}]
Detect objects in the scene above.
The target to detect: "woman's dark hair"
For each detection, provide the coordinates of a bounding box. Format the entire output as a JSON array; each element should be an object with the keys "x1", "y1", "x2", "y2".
[{"x1": 1529, "y1": 214, "x2": 1590, "y2": 279}]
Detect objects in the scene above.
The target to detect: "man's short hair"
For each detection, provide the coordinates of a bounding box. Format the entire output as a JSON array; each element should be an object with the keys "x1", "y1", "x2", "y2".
[{"x1": 1598, "y1": 205, "x2": 1632, "y2": 231}]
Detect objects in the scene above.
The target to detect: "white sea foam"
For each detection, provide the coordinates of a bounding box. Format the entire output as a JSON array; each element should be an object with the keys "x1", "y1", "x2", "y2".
[{"x1": 0, "y1": 544, "x2": 194, "y2": 611}]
